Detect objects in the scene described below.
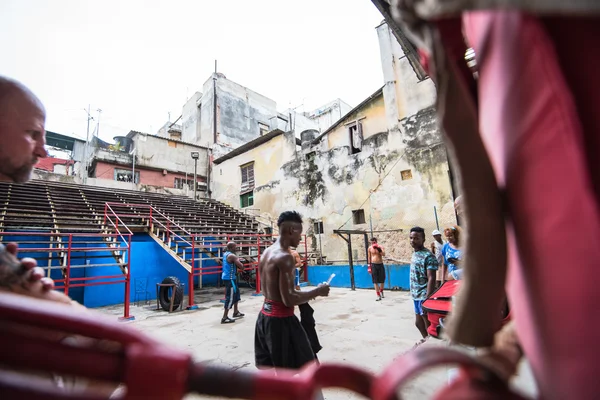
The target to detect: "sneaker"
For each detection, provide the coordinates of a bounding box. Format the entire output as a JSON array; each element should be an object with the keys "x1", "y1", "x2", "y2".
[
  {"x1": 381, "y1": 292, "x2": 385, "y2": 298},
  {"x1": 233, "y1": 311, "x2": 245, "y2": 318},
  {"x1": 221, "y1": 317, "x2": 235, "y2": 324},
  {"x1": 376, "y1": 297, "x2": 382, "y2": 301}
]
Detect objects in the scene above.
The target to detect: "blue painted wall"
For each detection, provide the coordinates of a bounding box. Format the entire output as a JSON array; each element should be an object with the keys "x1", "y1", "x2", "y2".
[
  {"x1": 307, "y1": 264, "x2": 410, "y2": 290},
  {"x1": 84, "y1": 234, "x2": 191, "y2": 308}
]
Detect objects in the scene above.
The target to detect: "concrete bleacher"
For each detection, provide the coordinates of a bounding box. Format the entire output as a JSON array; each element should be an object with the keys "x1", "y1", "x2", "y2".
[{"x1": 0, "y1": 180, "x2": 260, "y2": 236}]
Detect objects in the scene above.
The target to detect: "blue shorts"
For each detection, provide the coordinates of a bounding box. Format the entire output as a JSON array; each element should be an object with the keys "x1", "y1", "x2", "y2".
[
  {"x1": 224, "y1": 280, "x2": 240, "y2": 310},
  {"x1": 413, "y1": 300, "x2": 425, "y2": 315}
]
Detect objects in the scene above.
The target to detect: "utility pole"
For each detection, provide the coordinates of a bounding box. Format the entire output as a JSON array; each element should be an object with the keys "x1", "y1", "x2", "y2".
[
  {"x1": 213, "y1": 60, "x2": 218, "y2": 143},
  {"x1": 82, "y1": 105, "x2": 93, "y2": 184},
  {"x1": 369, "y1": 190, "x2": 374, "y2": 239},
  {"x1": 96, "y1": 108, "x2": 102, "y2": 139}
]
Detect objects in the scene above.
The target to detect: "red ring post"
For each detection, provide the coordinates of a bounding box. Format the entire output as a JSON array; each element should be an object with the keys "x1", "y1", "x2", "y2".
[{"x1": 187, "y1": 234, "x2": 198, "y2": 310}]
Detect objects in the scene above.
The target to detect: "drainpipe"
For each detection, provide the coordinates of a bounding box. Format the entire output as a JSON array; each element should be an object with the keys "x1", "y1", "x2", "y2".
[{"x1": 213, "y1": 60, "x2": 218, "y2": 144}]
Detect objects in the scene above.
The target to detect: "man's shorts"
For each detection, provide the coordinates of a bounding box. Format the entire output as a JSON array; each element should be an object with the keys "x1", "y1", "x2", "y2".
[
  {"x1": 413, "y1": 299, "x2": 425, "y2": 315},
  {"x1": 255, "y1": 301, "x2": 316, "y2": 369},
  {"x1": 371, "y1": 263, "x2": 386, "y2": 284},
  {"x1": 224, "y1": 280, "x2": 240, "y2": 310}
]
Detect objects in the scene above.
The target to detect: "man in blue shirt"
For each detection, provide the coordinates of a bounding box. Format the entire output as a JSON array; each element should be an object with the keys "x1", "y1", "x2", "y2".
[
  {"x1": 409, "y1": 226, "x2": 438, "y2": 345},
  {"x1": 221, "y1": 241, "x2": 245, "y2": 324}
]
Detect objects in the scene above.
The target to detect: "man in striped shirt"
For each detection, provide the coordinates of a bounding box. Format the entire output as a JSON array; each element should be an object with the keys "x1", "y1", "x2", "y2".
[{"x1": 221, "y1": 241, "x2": 245, "y2": 324}]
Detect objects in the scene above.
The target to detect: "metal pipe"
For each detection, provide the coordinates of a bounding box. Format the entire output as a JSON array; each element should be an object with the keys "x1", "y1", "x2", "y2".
[
  {"x1": 188, "y1": 234, "x2": 195, "y2": 308},
  {"x1": 348, "y1": 236, "x2": 355, "y2": 291},
  {"x1": 213, "y1": 60, "x2": 218, "y2": 143},
  {"x1": 123, "y1": 234, "x2": 132, "y2": 320},
  {"x1": 206, "y1": 147, "x2": 212, "y2": 199}
]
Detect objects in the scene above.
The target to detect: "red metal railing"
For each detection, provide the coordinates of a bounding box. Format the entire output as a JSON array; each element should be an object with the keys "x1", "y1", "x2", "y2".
[
  {"x1": 102, "y1": 203, "x2": 310, "y2": 310},
  {"x1": 1, "y1": 229, "x2": 132, "y2": 319}
]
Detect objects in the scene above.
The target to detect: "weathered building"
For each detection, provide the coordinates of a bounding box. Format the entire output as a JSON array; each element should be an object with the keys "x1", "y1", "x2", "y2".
[
  {"x1": 83, "y1": 131, "x2": 209, "y2": 197},
  {"x1": 211, "y1": 21, "x2": 457, "y2": 263},
  {"x1": 309, "y1": 99, "x2": 353, "y2": 134},
  {"x1": 180, "y1": 73, "x2": 353, "y2": 159}
]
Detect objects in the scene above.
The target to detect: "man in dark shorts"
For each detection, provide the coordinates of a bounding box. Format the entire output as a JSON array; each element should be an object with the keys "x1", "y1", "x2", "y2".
[
  {"x1": 254, "y1": 211, "x2": 330, "y2": 371},
  {"x1": 221, "y1": 241, "x2": 245, "y2": 324},
  {"x1": 368, "y1": 237, "x2": 386, "y2": 301}
]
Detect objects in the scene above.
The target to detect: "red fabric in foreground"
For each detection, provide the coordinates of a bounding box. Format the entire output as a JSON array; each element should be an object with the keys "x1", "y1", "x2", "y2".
[{"x1": 463, "y1": 12, "x2": 600, "y2": 399}]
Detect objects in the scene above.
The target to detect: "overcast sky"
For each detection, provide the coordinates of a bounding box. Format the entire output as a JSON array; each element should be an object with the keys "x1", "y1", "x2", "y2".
[{"x1": 1, "y1": 0, "x2": 384, "y2": 143}]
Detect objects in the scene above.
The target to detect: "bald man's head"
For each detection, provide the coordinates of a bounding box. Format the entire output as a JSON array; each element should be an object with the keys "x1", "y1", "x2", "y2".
[
  {"x1": 0, "y1": 76, "x2": 47, "y2": 183},
  {"x1": 226, "y1": 241, "x2": 237, "y2": 252}
]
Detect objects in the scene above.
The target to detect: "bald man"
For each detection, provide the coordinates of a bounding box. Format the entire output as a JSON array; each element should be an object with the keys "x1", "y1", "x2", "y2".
[
  {"x1": 0, "y1": 76, "x2": 120, "y2": 396},
  {"x1": 0, "y1": 76, "x2": 72, "y2": 304},
  {"x1": 221, "y1": 241, "x2": 245, "y2": 324}
]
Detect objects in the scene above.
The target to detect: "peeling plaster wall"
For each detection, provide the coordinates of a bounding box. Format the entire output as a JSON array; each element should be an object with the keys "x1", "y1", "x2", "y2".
[
  {"x1": 181, "y1": 91, "x2": 202, "y2": 144},
  {"x1": 193, "y1": 74, "x2": 280, "y2": 159},
  {"x1": 212, "y1": 132, "x2": 296, "y2": 215},
  {"x1": 376, "y1": 22, "x2": 437, "y2": 131},
  {"x1": 327, "y1": 93, "x2": 387, "y2": 149},
  {"x1": 310, "y1": 99, "x2": 353, "y2": 133}
]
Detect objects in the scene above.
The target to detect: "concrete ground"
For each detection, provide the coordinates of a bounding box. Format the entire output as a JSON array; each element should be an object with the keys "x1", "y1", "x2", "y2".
[{"x1": 99, "y1": 287, "x2": 537, "y2": 399}]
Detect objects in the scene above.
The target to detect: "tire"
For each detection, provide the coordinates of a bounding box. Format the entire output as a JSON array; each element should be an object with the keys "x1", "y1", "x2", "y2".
[{"x1": 159, "y1": 276, "x2": 184, "y2": 311}]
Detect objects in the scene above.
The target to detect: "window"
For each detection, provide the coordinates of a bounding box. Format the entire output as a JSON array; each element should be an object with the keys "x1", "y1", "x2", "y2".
[
  {"x1": 174, "y1": 177, "x2": 202, "y2": 190},
  {"x1": 348, "y1": 121, "x2": 363, "y2": 154},
  {"x1": 313, "y1": 221, "x2": 324, "y2": 234},
  {"x1": 240, "y1": 191, "x2": 254, "y2": 208},
  {"x1": 401, "y1": 169, "x2": 413, "y2": 180},
  {"x1": 352, "y1": 209, "x2": 365, "y2": 224},
  {"x1": 258, "y1": 122, "x2": 269, "y2": 136},
  {"x1": 240, "y1": 162, "x2": 255, "y2": 192},
  {"x1": 306, "y1": 151, "x2": 316, "y2": 162},
  {"x1": 114, "y1": 169, "x2": 139, "y2": 183}
]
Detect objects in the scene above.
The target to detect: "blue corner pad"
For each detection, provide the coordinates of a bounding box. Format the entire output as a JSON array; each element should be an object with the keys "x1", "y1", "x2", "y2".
[
  {"x1": 118, "y1": 316, "x2": 135, "y2": 322},
  {"x1": 186, "y1": 305, "x2": 199, "y2": 310},
  {"x1": 251, "y1": 292, "x2": 263, "y2": 297},
  {"x1": 299, "y1": 282, "x2": 308, "y2": 287}
]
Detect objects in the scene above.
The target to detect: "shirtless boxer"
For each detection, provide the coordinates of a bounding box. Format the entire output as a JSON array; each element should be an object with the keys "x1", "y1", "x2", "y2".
[
  {"x1": 368, "y1": 237, "x2": 386, "y2": 301},
  {"x1": 254, "y1": 211, "x2": 329, "y2": 370}
]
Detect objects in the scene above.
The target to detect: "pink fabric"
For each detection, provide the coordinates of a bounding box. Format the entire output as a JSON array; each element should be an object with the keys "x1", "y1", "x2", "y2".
[{"x1": 463, "y1": 12, "x2": 600, "y2": 399}]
